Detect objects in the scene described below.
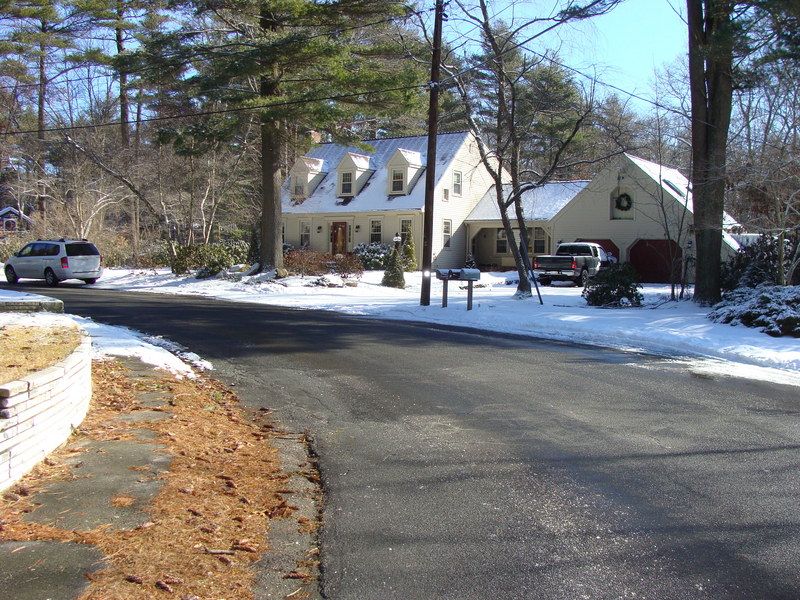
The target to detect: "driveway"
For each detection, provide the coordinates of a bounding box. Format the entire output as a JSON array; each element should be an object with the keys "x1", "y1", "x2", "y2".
[{"x1": 9, "y1": 283, "x2": 800, "y2": 599}]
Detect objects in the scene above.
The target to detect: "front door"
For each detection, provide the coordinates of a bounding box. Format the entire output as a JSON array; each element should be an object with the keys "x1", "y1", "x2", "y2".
[{"x1": 331, "y1": 222, "x2": 347, "y2": 255}]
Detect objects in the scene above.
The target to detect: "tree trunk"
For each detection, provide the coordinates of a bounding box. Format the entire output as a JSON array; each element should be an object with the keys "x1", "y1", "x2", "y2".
[
  {"x1": 258, "y1": 7, "x2": 284, "y2": 272},
  {"x1": 260, "y1": 120, "x2": 284, "y2": 270},
  {"x1": 116, "y1": 3, "x2": 130, "y2": 148},
  {"x1": 687, "y1": 0, "x2": 734, "y2": 305}
]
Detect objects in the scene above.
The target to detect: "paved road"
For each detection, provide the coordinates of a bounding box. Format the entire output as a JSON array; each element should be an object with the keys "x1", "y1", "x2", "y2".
[{"x1": 8, "y1": 283, "x2": 800, "y2": 599}]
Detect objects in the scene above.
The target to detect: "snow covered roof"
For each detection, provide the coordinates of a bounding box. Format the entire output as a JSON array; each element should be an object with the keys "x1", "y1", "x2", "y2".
[
  {"x1": 298, "y1": 157, "x2": 326, "y2": 173},
  {"x1": 625, "y1": 154, "x2": 742, "y2": 251},
  {"x1": 0, "y1": 206, "x2": 33, "y2": 223},
  {"x1": 395, "y1": 148, "x2": 423, "y2": 167},
  {"x1": 465, "y1": 181, "x2": 590, "y2": 222},
  {"x1": 282, "y1": 131, "x2": 472, "y2": 214},
  {"x1": 344, "y1": 152, "x2": 372, "y2": 171}
]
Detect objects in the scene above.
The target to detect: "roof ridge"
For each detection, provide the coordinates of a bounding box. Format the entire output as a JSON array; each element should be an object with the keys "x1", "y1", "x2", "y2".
[{"x1": 352, "y1": 130, "x2": 468, "y2": 145}]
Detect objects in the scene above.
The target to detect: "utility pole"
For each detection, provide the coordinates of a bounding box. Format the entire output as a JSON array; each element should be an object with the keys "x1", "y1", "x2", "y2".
[{"x1": 420, "y1": 0, "x2": 444, "y2": 306}]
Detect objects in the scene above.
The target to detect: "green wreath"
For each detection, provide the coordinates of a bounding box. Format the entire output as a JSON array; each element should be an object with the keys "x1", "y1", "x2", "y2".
[{"x1": 615, "y1": 193, "x2": 633, "y2": 211}]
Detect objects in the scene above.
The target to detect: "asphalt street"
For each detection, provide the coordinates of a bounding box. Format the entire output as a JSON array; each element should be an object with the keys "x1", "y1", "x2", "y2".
[{"x1": 9, "y1": 282, "x2": 800, "y2": 599}]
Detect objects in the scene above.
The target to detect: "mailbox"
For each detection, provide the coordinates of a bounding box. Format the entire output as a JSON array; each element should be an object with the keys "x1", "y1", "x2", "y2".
[
  {"x1": 435, "y1": 268, "x2": 481, "y2": 281},
  {"x1": 435, "y1": 268, "x2": 481, "y2": 310}
]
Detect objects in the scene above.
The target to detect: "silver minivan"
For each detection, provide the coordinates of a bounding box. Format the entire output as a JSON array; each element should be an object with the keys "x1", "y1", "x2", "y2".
[{"x1": 4, "y1": 239, "x2": 103, "y2": 286}]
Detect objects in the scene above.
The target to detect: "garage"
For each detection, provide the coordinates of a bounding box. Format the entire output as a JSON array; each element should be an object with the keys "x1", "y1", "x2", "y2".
[{"x1": 629, "y1": 239, "x2": 682, "y2": 283}]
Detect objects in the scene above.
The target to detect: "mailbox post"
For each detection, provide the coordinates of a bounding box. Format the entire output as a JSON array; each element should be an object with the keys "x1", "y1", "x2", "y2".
[{"x1": 434, "y1": 268, "x2": 481, "y2": 310}]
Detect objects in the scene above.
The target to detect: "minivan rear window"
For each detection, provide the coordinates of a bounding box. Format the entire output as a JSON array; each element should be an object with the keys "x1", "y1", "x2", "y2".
[{"x1": 66, "y1": 243, "x2": 100, "y2": 256}]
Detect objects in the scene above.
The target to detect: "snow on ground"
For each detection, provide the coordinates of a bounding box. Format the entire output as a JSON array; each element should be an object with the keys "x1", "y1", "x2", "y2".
[
  {"x1": 2, "y1": 267, "x2": 799, "y2": 385},
  {"x1": 0, "y1": 304, "x2": 209, "y2": 378}
]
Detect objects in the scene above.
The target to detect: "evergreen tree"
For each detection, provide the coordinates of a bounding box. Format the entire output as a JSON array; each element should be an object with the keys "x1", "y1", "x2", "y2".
[
  {"x1": 132, "y1": 0, "x2": 426, "y2": 272},
  {"x1": 382, "y1": 247, "x2": 405, "y2": 288},
  {"x1": 402, "y1": 228, "x2": 418, "y2": 272}
]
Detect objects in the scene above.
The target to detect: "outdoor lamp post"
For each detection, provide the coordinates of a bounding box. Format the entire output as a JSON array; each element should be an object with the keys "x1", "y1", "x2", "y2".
[{"x1": 393, "y1": 232, "x2": 402, "y2": 251}]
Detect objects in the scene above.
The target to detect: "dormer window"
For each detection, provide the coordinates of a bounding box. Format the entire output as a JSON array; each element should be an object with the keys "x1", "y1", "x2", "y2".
[
  {"x1": 386, "y1": 148, "x2": 423, "y2": 196},
  {"x1": 335, "y1": 152, "x2": 372, "y2": 199},
  {"x1": 288, "y1": 156, "x2": 326, "y2": 200},
  {"x1": 292, "y1": 176, "x2": 305, "y2": 198},
  {"x1": 391, "y1": 169, "x2": 405, "y2": 193},
  {"x1": 340, "y1": 172, "x2": 354, "y2": 196}
]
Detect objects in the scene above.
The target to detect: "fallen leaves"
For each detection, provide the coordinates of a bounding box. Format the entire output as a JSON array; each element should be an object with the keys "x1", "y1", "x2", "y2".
[{"x1": 0, "y1": 359, "x2": 321, "y2": 600}]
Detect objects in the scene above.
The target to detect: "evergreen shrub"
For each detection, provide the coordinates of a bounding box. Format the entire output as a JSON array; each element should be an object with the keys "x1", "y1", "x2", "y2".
[
  {"x1": 382, "y1": 248, "x2": 405, "y2": 288},
  {"x1": 402, "y1": 230, "x2": 418, "y2": 272},
  {"x1": 582, "y1": 263, "x2": 643, "y2": 307},
  {"x1": 353, "y1": 242, "x2": 392, "y2": 270},
  {"x1": 707, "y1": 284, "x2": 800, "y2": 337},
  {"x1": 171, "y1": 241, "x2": 249, "y2": 276},
  {"x1": 720, "y1": 234, "x2": 794, "y2": 289}
]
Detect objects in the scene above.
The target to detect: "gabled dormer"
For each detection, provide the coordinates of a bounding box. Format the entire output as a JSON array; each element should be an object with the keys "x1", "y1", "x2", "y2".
[
  {"x1": 385, "y1": 148, "x2": 424, "y2": 196},
  {"x1": 289, "y1": 156, "x2": 327, "y2": 201},
  {"x1": 335, "y1": 152, "x2": 373, "y2": 198}
]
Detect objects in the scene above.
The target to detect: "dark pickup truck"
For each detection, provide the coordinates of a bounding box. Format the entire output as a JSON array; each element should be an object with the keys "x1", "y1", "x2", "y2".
[{"x1": 533, "y1": 242, "x2": 612, "y2": 286}]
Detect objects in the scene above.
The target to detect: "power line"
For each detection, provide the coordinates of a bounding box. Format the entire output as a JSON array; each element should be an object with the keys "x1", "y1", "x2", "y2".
[
  {"x1": 0, "y1": 83, "x2": 430, "y2": 137},
  {"x1": 515, "y1": 43, "x2": 687, "y2": 118},
  {"x1": 436, "y1": 12, "x2": 687, "y2": 119}
]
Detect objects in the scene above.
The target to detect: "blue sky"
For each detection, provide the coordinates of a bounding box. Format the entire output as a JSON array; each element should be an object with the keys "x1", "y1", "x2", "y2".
[
  {"x1": 571, "y1": 0, "x2": 688, "y2": 102},
  {"x1": 446, "y1": 0, "x2": 689, "y2": 112}
]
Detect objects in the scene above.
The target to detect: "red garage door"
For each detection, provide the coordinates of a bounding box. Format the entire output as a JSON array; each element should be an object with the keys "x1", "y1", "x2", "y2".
[{"x1": 629, "y1": 239, "x2": 682, "y2": 283}]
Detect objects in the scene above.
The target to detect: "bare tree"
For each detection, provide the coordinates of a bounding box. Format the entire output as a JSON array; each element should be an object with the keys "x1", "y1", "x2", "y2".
[{"x1": 436, "y1": 0, "x2": 622, "y2": 299}]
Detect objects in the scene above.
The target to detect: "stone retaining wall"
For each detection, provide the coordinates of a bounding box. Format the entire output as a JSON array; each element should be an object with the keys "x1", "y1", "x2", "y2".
[{"x1": 0, "y1": 336, "x2": 92, "y2": 492}]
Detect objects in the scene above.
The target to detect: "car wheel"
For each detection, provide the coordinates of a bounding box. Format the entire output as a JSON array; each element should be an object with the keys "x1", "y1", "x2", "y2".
[
  {"x1": 4, "y1": 265, "x2": 18, "y2": 284},
  {"x1": 44, "y1": 268, "x2": 60, "y2": 287},
  {"x1": 578, "y1": 269, "x2": 589, "y2": 287},
  {"x1": 539, "y1": 278, "x2": 551, "y2": 286},
  {"x1": 82, "y1": 278, "x2": 97, "y2": 285}
]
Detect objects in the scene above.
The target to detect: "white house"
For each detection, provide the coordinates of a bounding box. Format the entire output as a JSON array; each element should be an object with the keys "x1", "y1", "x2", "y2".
[
  {"x1": 464, "y1": 180, "x2": 590, "y2": 270},
  {"x1": 465, "y1": 154, "x2": 742, "y2": 282},
  {"x1": 281, "y1": 131, "x2": 495, "y2": 269}
]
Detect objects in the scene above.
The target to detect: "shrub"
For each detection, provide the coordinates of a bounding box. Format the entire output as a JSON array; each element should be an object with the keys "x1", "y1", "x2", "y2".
[
  {"x1": 402, "y1": 229, "x2": 418, "y2": 272},
  {"x1": 382, "y1": 247, "x2": 405, "y2": 288},
  {"x1": 582, "y1": 263, "x2": 643, "y2": 307},
  {"x1": 0, "y1": 233, "x2": 36, "y2": 263},
  {"x1": 284, "y1": 249, "x2": 329, "y2": 277},
  {"x1": 353, "y1": 242, "x2": 391, "y2": 270},
  {"x1": 721, "y1": 234, "x2": 796, "y2": 289},
  {"x1": 330, "y1": 253, "x2": 364, "y2": 280},
  {"x1": 708, "y1": 284, "x2": 800, "y2": 337},
  {"x1": 171, "y1": 241, "x2": 249, "y2": 276},
  {"x1": 92, "y1": 234, "x2": 131, "y2": 268}
]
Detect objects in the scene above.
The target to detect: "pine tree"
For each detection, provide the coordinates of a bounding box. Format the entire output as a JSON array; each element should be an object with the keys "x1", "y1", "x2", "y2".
[
  {"x1": 382, "y1": 247, "x2": 405, "y2": 289},
  {"x1": 402, "y1": 228, "x2": 418, "y2": 272},
  {"x1": 132, "y1": 0, "x2": 426, "y2": 272}
]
